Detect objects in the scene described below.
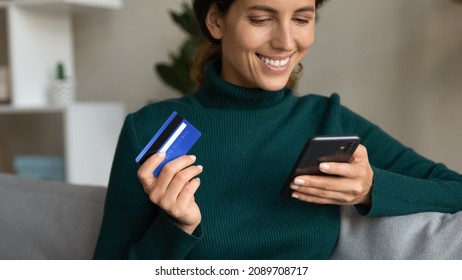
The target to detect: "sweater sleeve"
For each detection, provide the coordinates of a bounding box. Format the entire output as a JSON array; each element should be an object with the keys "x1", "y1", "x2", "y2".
[
  {"x1": 331, "y1": 95, "x2": 462, "y2": 216},
  {"x1": 93, "y1": 114, "x2": 203, "y2": 260}
]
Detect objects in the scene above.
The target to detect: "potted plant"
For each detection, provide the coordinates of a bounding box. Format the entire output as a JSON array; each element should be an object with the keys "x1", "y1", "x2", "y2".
[{"x1": 155, "y1": 2, "x2": 202, "y2": 95}]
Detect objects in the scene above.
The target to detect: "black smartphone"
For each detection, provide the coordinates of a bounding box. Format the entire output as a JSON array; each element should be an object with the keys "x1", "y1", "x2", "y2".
[{"x1": 280, "y1": 135, "x2": 361, "y2": 197}]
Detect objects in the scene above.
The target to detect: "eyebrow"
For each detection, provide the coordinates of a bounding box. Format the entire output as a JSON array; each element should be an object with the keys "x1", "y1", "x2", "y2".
[{"x1": 247, "y1": 5, "x2": 315, "y2": 14}]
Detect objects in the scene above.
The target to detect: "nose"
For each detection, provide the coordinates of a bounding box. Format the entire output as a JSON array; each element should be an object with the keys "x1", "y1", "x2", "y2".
[{"x1": 271, "y1": 21, "x2": 296, "y2": 51}]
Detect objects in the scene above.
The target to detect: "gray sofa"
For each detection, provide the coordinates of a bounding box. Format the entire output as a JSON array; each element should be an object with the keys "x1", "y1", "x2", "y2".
[
  {"x1": 1, "y1": 172, "x2": 461, "y2": 260},
  {"x1": 0, "y1": 173, "x2": 105, "y2": 259}
]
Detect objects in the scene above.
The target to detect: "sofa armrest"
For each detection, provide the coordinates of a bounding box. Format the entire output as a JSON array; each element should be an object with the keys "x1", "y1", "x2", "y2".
[
  {"x1": 331, "y1": 206, "x2": 462, "y2": 259},
  {"x1": 0, "y1": 173, "x2": 106, "y2": 260}
]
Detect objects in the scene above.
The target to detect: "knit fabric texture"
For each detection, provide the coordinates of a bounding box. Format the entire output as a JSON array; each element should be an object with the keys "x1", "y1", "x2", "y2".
[{"x1": 94, "y1": 60, "x2": 462, "y2": 260}]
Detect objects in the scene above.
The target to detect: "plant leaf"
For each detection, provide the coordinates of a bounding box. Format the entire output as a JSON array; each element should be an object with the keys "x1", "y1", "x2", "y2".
[
  {"x1": 156, "y1": 64, "x2": 195, "y2": 94},
  {"x1": 154, "y1": 2, "x2": 201, "y2": 95},
  {"x1": 170, "y1": 2, "x2": 201, "y2": 37}
]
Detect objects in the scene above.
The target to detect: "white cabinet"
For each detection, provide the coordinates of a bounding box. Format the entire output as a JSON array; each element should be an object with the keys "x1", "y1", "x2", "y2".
[
  {"x1": 0, "y1": 0, "x2": 123, "y2": 106},
  {"x1": 0, "y1": 102, "x2": 125, "y2": 186},
  {"x1": 0, "y1": 0, "x2": 125, "y2": 186},
  {"x1": 64, "y1": 102, "x2": 124, "y2": 186}
]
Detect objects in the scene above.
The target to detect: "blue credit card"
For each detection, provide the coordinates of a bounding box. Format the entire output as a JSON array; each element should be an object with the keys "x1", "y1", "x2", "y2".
[{"x1": 135, "y1": 111, "x2": 201, "y2": 177}]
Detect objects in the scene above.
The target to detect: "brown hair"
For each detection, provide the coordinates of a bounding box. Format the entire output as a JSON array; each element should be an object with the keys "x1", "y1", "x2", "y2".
[{"x1": 191, "y1": 0, "x2": 328, "y2": 89}]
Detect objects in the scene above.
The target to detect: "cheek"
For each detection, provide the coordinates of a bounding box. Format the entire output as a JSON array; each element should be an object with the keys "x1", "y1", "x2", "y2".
[
  {"x1": 296, "y1": 28, "x2": 315, "y2": 51},
  {"x1": 307, "y1": 33, "x2": 315, "y2": 48},
  {"x1": 224, "y1": 24, "x2": 268, "y2": 53}
]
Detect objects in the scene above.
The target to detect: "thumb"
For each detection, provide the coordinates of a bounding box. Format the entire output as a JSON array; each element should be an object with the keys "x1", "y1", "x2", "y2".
[{"x1": 137, "y1": 152, "x2": 166, "y2": 183}]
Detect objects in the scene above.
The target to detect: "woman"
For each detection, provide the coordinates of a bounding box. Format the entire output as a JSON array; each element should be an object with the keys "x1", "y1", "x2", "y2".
[{"x1": 93, "y1": 0, "x2": 462, "y2": 259}]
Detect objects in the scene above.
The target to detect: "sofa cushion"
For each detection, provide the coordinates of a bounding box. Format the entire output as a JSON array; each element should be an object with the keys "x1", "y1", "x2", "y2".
[
  {"x1": 331, "y1": 206, "x2": 462, "y2": 259},
  {"x1": 0, "y1": 173, "x2": 106, "y2": 260}
]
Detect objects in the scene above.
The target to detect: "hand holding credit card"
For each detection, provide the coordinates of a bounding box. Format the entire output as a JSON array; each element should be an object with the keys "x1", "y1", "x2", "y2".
[{"x1": 135, "y1": 112, "x2": 201, "y2": 177}]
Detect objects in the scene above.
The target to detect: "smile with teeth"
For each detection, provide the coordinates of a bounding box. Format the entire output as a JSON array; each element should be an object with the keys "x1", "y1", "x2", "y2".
[{"x1": 257, "y1": 54, "x2": 290, "y2": 68}]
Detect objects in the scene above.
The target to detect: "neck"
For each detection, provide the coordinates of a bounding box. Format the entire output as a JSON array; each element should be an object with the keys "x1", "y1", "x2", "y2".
[{"x1": 194, "y1": 59, "x2": 292, "y2": 110}]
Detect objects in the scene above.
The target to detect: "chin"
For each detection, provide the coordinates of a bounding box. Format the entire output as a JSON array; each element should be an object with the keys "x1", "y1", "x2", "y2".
[
  {"x1": 261, "y1": 85, "x2": 286, "y2": 91},
  {"x1": 258, "y1": 79, "x2": 290, "y2": 91}
]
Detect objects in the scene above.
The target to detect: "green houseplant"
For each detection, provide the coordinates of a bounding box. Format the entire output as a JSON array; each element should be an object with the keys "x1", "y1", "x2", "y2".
[{"x1": 155, "y1": 2, "x2": 202, "y2": 95}]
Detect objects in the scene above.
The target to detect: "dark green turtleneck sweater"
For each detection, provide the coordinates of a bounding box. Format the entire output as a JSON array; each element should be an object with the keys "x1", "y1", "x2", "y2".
[{"x1": 93, "y1": 60, "x2": 462, "y2": 260}]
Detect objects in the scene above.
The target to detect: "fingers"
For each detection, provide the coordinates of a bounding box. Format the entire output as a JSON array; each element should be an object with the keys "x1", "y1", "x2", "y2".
[
  {"x1": 292, "y1": 190, "x2": 348, "y2": 205},
  {"x1": 290, "y1": 176, "x2": 364, "y2": 205},
  {"x1": 137, "y1": 153, "x2": 201, "y2": 196},
  {"x1": 137, "y1": 152, "x2": 167, "y2": 191},
  {"x1": 290, "y1": 145, "x2": 373, "y2": 206},
  {"x1": 292, "y1": 188, "x2": 370, "y2": 205},
  {"x1": 158, "y1": 165, "x2": 203, "y2": 204},
  {"x1": 292, "y1": 175, "x2": 361, "y2": 195},
  {"x1": 290, "y1": 174, "x2": 371, "y2": 205},
  {"x1": 137, "y1": 153, "x2": 203, "y2": 234},
  {"x1": 317, "y1": 144, "x2": 368, "y2": 177},
  {"x1": 177, "y1": 177, "x2": 201, "y2": 208},
  {"x1": 153, "y1": 173, "x2": 202, "y2": 217},
  {"x1": 140, "y1": 153, "x2": 203, "y2": 203}
]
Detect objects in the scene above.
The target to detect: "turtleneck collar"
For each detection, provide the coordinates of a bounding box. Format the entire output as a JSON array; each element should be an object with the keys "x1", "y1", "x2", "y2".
[{"x1": 194, "y1": 59, "x2": 293, "y2": 110}]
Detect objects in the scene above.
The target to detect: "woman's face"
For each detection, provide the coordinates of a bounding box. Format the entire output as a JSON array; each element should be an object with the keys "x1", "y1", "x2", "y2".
[{"x1": 208, "y1": 0, "x2": 316, "y2": 91}]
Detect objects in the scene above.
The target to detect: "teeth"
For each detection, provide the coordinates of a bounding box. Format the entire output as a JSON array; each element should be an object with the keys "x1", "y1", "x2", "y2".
[{"x1": 258, "y1": 54, "x2": 289, "y2": 68}]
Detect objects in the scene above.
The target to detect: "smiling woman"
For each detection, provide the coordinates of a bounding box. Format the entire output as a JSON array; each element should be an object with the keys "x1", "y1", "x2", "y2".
[
  {"x1": 93, "y1": 0, "x2": 462, "y2": 260},
  {"x1": 192, "y1": 0, "x2": 327, "y2": 89},
  {"x1": 205, "y1": 1, "x2": 315, "y2": 90}
]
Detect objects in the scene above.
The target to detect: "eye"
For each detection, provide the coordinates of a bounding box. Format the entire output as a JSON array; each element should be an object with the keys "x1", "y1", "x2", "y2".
[
  {"x1": 249, "y1": 17, "x2": 273, "y2": 25},
  {"x1": 292, "y1": 17, "x2": 310, "y2": 25}
]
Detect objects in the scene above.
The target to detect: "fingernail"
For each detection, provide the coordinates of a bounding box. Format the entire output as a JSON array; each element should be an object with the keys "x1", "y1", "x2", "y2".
[
  {"x1": 197, "y1": 165, "x2": 203, "y2": 171},
  {"x1": 189, "y1": 155, "x2": 196, "y2": 161},
  {"x1": 292, "y1": 193, "x2": 300, "y2": 199},
  {"x1": 294, "y1": 178, "x2": 305, "y2": 185},
  {"x1": 291, "y1": 184, "x2": 299, "y2": 190},
  {"x1": 157, "y1": 152, "x2": 166, "y2": 158},
  {"x1": 320, "y1": 163, "x2": 330, "y2": 171}
]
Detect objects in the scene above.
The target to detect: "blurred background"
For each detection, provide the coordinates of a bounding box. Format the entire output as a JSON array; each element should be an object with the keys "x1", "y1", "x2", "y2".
[{"x1": 1, "y1": 0, "x2": 461, "y2": 186}]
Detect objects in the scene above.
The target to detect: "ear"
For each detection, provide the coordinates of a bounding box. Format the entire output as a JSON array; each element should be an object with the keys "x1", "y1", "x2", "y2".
[{"x1": 205, "y1": 3, "x2": 224, "y2": 40}]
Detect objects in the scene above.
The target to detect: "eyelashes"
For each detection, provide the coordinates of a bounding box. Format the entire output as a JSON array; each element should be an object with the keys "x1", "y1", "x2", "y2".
[
  {"x1": 249, "y1": 18, "x2": 271, "y2": 25},
  {"x1": 293, "y1": 18, "x2": 310, "y2": 25},
  {"x1": 248, "y1": 17, "x2": 311, "y2": 26}
]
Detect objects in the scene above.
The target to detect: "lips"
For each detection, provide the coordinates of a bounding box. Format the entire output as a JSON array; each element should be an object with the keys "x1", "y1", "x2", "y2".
[{"x1": 257, "y1": 54, "x2": 290, "y2": 68}]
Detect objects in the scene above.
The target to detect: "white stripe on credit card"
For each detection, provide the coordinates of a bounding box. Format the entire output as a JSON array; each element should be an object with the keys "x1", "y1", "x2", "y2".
[{"x1": 159, "y1": 122, "x2": 187, "y2": 153}]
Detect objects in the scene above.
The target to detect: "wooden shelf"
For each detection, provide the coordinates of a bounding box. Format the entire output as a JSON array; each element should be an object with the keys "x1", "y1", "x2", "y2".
[{"x1": 0, "y1": 104, "x2": 65, "y2": 114}]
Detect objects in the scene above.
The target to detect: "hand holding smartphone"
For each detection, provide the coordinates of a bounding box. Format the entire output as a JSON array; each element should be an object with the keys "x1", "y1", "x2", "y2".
[{"x1": 280, "y1": 135, "x2": 361, "y2": 197}]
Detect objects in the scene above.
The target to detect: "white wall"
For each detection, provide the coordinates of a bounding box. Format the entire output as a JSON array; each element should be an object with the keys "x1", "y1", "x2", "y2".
[
  {"x1": 72, "y1": 0, "x2": 462, "y2": 172},
  {"x1": 73, "y1": 0, "x2": 185, "y2": 112},
  {"x1": 299, "y1": 0, "x2": 462, "y2": 172}
]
